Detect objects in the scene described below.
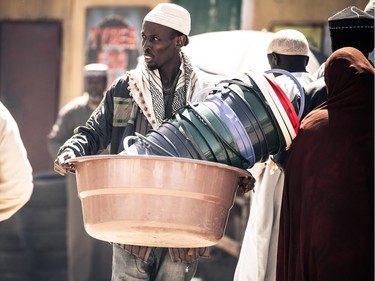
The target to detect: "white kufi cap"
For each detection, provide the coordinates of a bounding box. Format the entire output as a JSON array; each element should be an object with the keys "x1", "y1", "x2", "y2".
[
  {"x1": 84, "y1": 63, "x2": 108, "y2": 77},
  {"x1": 267, "y1": 29, "x2": 309, "y2": 56},
  {"x1": 144, "y1": 3, "x2": 191, "y2": 36}
]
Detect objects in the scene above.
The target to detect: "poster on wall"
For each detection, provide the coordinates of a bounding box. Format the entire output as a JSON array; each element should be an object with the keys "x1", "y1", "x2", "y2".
[{"x1": 85, "y1": 6, "x2": 149, "y2": 85}]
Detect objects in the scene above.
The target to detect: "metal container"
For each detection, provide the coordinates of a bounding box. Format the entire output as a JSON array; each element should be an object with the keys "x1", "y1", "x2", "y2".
[{"x1": 68, "y1": 155, "x2": 250, "y2": 248}]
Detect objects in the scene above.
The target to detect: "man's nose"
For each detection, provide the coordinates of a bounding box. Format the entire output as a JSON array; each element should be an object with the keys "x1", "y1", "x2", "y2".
[{"x1": 142, "y1": 38, "x2": 152, "y2": 51}]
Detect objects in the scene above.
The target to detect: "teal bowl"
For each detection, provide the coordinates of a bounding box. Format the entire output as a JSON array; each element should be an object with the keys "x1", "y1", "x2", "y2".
[
  {"x1": 178, "y1": 106, "x2": 231, "y2": 165},
  {"x1": 171, "y1": 108, "x2": 218, "y2": 162},
  {"x1": 189, "y1": 102, "x2": 246, "y2": 169}
]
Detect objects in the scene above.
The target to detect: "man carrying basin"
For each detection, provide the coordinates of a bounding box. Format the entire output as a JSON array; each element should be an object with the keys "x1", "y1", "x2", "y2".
[{"x1": 52, "y1": 3, "x2": 227, "y2": 281}]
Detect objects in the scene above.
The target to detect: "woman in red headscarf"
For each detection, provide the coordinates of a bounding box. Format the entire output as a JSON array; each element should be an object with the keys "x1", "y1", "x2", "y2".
[{"x1": 276, "y1": 47, "x2": 374, "y2": 281}]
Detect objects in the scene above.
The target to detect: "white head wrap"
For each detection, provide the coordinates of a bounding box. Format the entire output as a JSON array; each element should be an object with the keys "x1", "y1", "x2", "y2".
[
  {"x1": 267, "y1": 29, "x2": 309, "y2": 56},
  {"x1": 144, "y1": 3, "x2": 191, "y2": 35},
  {"x1": 84, "y1": 63, "x2": 108, "y2": 77}
]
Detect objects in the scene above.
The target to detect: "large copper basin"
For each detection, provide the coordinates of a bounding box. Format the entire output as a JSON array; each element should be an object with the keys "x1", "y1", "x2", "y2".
[{"x1": 68, "y1": 155, "x2": 250, "y2": 248}]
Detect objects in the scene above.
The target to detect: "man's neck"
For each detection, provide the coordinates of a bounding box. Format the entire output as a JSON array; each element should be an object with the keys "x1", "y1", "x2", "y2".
[{"x1": 159, "y1": 58, "x2": 181, "y2": 89}]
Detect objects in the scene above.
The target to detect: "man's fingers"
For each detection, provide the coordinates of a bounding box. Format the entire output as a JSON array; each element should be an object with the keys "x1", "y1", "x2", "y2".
[
  {"x1": 238, "y1": 175, "x2": 256, "y2": 193},
  {"x1": 54, "y1": 157, "x2": 75, "y2": 176},
  {"x1": 54, "y1": 162, "x2": 67, "y2": 176}
]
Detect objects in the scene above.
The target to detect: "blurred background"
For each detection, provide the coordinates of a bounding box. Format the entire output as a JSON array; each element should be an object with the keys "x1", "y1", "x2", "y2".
[{"x1": 0, "y1": 0, "x2": 370, "y2": 280}]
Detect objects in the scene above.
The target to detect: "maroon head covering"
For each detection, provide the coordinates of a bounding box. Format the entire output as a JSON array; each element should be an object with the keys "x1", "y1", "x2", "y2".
[
  {"x1": 324, "y1": 46, "x2": 374, "y2": 121},
  {"x1": 276, "y1": 47, "x2": 374, "y2": 281}
]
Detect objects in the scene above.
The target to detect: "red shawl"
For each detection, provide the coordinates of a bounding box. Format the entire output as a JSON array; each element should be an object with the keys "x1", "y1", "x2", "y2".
[{"x1": 276, "y1": 47, "x2": 374, "y2": 281}]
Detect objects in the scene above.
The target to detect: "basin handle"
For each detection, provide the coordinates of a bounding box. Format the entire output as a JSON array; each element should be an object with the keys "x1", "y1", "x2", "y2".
[{"x1": 123, "y1": 136, "x2": 138, "y2": 155}]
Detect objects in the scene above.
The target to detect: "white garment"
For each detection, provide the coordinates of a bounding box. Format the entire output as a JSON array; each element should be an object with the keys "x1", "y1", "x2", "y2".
[
  {"x1": 272, "y1": 72, "x2": 315, "y2": 101},
  {"x1": 0, "y1": 101, "x2": 33, "y2": 221},
  {"x1": 234, "y1": 161, "x2": 283, "y2": 281},
  {"x1": 234, "y1": 72, "x2": 313, "y2": 281}
]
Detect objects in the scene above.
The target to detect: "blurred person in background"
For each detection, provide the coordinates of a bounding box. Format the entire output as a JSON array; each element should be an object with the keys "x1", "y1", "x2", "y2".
[
  {"x1": 234, "y1": 29, "x2": 314, "y2": 281},
  {"x1": 276, "y1": 46, "x2": 374, "y2": 281},
  {"x1": 0, "y1": 101, "x2": 33, "y2": 221},
  {"x1": 47, "y1": 63, "x2": 112, "y2": 281}
]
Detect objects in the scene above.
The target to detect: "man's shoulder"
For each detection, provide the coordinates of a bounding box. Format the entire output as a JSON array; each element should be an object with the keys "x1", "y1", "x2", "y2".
[
  {"x1": 303, "y1": 77, "x2": 326, "y2": 96},
  {"x1": 301, "y1": 76, "x2": 327, "y2": 119},
  {"x1": 111, "y1": 73, "x2": 130, "y2": 86},
  {"x1": 108, "y1": 74, "x2": 131, "y2": 98}
]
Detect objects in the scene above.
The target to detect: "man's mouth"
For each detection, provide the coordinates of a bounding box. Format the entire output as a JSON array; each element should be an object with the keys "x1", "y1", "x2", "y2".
[{"x1": 144, "y1": 54, "x2": 153, "y2": 63}]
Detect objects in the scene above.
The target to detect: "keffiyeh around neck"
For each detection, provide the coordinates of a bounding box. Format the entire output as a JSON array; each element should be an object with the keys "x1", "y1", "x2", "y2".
[{"x1": 127, "y1": 51, "x2": 200, "y2": 129}]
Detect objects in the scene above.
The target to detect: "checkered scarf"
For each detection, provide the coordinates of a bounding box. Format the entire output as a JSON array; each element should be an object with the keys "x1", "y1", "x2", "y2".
[{"x1": 127, "y1": 51, "x2": 200, "y2": 129}]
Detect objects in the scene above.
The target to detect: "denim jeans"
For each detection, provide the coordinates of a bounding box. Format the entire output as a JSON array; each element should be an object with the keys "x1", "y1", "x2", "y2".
[{"x1": 111, "y1": 243, "x2": 199, "y2": 281}]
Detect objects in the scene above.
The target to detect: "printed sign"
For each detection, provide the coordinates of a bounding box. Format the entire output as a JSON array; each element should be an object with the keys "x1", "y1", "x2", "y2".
[{"x1": 85, "y1": 7, "x2": 149, "y2": 85}]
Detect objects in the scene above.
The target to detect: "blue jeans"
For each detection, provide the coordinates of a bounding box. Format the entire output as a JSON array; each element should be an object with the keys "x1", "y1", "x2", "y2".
[{"x1": 111, "y1": 244, "x2": 199, "y2": 281}]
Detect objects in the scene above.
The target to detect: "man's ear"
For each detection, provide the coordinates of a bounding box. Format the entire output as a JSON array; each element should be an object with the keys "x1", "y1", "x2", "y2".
[
  {"x1": 176, "y1": 35, "x2": 185, "y2": 48},
  {"x1": 272, "y1": 53, "x2": 279, "y2": 65}
]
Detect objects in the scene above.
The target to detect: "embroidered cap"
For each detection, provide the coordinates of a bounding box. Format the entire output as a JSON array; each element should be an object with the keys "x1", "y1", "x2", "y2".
[
  {"x1": 267, "y1": 29, "x2": 309, "y2": 56},
  {"x1": 84, "y1": 63, "x2": 108, "y2": 77},
  {"x1": 328, "y1": 6, "x2": 374, "y2": 30},
  {"x1": 144, "y1": 3, "x2": 191, "y2": 36}
]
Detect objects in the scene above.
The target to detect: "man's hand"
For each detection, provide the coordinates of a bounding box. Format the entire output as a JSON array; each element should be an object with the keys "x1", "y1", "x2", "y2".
[
  {"x1": 54, "y1": 151, "x2": 76, "y2": 176},
  {"x1": 238, "y1": 175, "x2": 256, "y2": 193}
]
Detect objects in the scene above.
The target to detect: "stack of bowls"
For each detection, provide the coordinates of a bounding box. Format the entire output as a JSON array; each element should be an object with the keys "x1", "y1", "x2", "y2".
[{"x1": 124, "y1": 70, "x2": 301, "y2": 170}]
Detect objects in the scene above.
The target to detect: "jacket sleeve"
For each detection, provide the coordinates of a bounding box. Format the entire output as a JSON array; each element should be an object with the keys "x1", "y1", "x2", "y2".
[
  {"x1": 58, "y1": 82, "x2": 115, "y2": 157},
  {"x1": 47, "y1": 103, "x2": 82, "y2": 160},
  {"x1": 57, "y1": 76, "x2": 129, "y2": 157}
]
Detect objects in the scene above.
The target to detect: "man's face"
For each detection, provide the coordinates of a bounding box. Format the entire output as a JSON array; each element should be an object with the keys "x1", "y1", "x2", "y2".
[
  {"x1": 141, "y1": 21, "x2": 180, "y2": 71},
  {"x1": 85, "y1": 76, "x2": 107, "y2": 102}
]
